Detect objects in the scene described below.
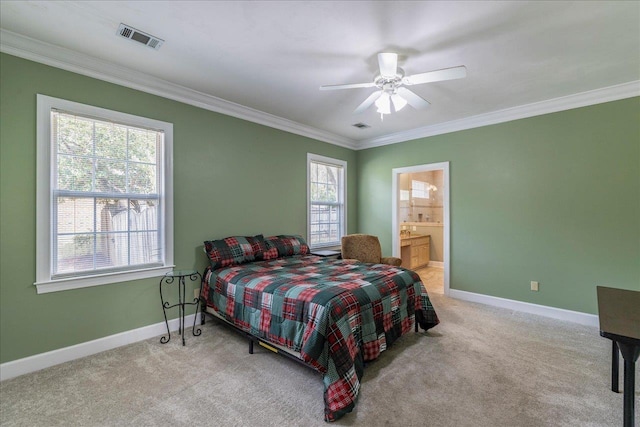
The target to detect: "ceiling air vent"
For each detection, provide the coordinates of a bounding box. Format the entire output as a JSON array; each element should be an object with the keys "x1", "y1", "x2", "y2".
[
  {"x1": 117, "y1": 24, "x2": 164, "y2": 50},
  {"x1": 352, "y1": 122, "x2": 371, "y2": 129}
]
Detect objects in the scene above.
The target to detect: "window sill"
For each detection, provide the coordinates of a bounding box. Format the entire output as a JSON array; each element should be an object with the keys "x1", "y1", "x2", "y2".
[
  {"x1": 34, "y1": 265, "x2": 176, "y2": 294},
  {"x1": 310, "y1": 244, "x2": 341, "y2": 251}
]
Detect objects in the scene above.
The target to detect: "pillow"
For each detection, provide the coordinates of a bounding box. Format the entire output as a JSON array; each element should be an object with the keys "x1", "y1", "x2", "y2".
[
  {"x1": 264, "y1": 235, "x2": 309, "y2": 258},
  {"x1": 204, "y1": 234, "x2": 267, "y2": 269}
]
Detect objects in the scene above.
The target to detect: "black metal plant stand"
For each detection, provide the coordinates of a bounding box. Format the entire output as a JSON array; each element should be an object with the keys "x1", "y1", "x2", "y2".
[{"x1": 159, "y1": 270, "x2": 203, "y2": 346}]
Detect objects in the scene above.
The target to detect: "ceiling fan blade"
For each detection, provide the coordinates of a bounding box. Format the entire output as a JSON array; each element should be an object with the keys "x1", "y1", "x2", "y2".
[
  {"x1": 353, "y1": 90, "x2": 383, "y2": 114},
  {"x1": 397, "y1": 87, "x2": 430, "y2": 110},
  {"x1": 378, "y1": 53, "x2": 398, "y2": 77},
  {"x1": 403, "y1": 66, "x2": 467, "y2": 85},
  {"x1": 320, "y1": 82, "x2": 376, "y2": 91}
]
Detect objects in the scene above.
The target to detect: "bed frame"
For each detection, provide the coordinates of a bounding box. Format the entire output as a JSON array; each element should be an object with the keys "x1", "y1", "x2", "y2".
[{"x1": 200, "y1": 302, "x2": 313, "y2": 368}]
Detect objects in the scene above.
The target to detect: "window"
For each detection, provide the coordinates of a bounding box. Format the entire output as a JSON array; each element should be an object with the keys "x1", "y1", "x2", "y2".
[
  {"x1": 35, "y1": 95, "x2": 173, "y2": 293},
  {"x1": 307, "y1": 153, "x2": 346, "y2": 249},
  {"x1": 411, "y1": 179, "x2": 438, "y2": 200},
  {"x1": 411, "y1": 180, "x2": 430, "y2": 199}
]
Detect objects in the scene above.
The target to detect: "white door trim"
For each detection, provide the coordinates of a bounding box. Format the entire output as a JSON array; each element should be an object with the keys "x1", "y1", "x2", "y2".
[{"x1": 392, "y1": 162, "x2": 450, "y2": 296}]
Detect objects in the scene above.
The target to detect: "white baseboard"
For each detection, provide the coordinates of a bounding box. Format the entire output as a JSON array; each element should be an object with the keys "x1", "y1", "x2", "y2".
[
  {"x1": 428, "y1": 261, "x2": 444, "y2": 268},
  {"x1": 448, "y1": 289, "x2": 599, "y2": 327},
  {"x1": 2, "y1": 290, "x2": 599, "y2": 381},
  {"x1": 0, "y1": 313, "x2": 202, "y2": 382}
]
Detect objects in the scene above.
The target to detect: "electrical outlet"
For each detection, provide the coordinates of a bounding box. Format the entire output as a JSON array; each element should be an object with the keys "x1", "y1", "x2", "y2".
[
  {"x1": 194, "y1": 289, "x2": 199, "y2": 299},
  {"x1": 530, "y1": 281, "x2": 539, "y2": 291}
]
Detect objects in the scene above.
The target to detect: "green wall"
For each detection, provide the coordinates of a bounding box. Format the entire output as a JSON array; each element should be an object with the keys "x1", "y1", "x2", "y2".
[
  {"x1": 2, "y1": 51, "x2": 638, "y2": 365},
  {"x1": 0, "y1": 53, "x2": 357, "y2": 363},
  {"x1": 357, "y1": 97, "x2": 640, "y2": 314}
]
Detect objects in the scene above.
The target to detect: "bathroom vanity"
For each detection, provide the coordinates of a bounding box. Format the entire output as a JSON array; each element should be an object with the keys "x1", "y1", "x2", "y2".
[{"x1": 400, "y1": 234, "x2": 430, "y2": 269}]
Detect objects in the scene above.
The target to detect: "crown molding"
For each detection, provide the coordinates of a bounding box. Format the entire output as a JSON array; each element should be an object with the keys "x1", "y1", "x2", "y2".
[
  {"x1": 0, "y1": 29, "x2": 358, "y2": 150},
  {"x1": 2, "y1": 29, "x2": 638, "y2": 152},
  {"x1": 358, "y1": 80, "x2": 640, "y2": 149}
]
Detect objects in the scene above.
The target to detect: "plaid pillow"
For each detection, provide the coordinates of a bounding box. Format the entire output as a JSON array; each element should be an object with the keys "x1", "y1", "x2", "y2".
[
  {"x1": 204, "y1": 235, "x2": 267, "y2": 269},
  {"x1": 264, "y1": 235, "x2": 309, "y2": 258},
  {"x1": 261, "y1": 245, "x2": 279, "y2": 261}
]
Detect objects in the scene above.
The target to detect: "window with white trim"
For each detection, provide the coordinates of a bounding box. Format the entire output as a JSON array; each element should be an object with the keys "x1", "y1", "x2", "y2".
[
  {"x1": 35, "y1": 95, "x2": 173, "y2": 293},
  {"x1": 307, "y1": 153, "x2": 346, "y2": 249},
  {"x1": 411, "y1": 179, "x2": 430, "y2": 199}
]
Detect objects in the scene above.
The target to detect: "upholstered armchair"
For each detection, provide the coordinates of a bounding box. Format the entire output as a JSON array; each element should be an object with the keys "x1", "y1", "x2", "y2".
[{"x1": 341, "y1": 234, "x2": 402, "y2": 267}]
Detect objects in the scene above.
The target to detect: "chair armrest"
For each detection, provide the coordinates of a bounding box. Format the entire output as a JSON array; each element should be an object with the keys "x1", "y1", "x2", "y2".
[{"x1": 381, "y1": 256, "x2": 402, "y2": 267}]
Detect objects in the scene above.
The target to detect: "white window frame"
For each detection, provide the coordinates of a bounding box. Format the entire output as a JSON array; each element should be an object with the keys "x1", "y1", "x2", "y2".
[
  {"x1": 35, "y1": 94, "x2": 174, "y2": 294},
  {"x1": 306, "y1": 153, "x2": 347, "y2": 249},
  {"x1": 411, "y1": 179, "x2": 430, "y2": 199}
]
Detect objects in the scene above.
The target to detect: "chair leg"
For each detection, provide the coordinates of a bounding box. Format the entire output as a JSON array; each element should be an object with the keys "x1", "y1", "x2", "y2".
[{"x1": 612, "y1": 340, "x2": 619, "y2": 393}]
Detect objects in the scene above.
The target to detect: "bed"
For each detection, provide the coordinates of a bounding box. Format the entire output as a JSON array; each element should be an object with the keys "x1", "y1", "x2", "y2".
[{"x1": 200, "y1": 234, "x2": 439, "y2": 422}]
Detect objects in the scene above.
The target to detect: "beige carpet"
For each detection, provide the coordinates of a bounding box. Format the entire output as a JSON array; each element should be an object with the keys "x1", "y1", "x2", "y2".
[{"x1": 1, "y1": 267, "x2": 637, "y2": 426}]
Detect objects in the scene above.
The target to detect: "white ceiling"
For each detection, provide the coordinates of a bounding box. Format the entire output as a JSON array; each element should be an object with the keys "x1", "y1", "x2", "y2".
[{"x1": 1, "y1": 1, "x2": 639, "y2": 149}]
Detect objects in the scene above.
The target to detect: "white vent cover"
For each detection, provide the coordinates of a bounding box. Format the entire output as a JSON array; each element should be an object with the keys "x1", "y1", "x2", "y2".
[{"x1": 117, "y1": 24, "x2": 163, "y2": 50}]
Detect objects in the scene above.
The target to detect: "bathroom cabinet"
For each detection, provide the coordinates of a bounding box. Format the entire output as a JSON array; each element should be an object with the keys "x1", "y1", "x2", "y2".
[{"x1": 400, "y1": 235, "x2": 430, "y2": 269}]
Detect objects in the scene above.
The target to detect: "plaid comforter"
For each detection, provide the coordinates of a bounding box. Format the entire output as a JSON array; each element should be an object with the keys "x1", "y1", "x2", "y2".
[{"x1": 201, "y1": 255, "x2": 439, "y2": 421}]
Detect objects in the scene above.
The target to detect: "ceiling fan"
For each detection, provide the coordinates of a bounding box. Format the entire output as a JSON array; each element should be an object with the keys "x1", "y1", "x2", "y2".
[{"x1": 320, "y1": 53, "x2": 467, "y2": 116}]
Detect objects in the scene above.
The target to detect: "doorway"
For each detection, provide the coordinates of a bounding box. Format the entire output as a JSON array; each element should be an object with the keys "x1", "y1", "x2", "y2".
[{"x1": 392, "y1": 162, "x2": 450, "y2": 295}]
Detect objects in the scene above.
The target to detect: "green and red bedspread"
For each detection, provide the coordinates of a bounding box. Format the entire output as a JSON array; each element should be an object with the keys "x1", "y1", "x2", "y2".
[{"x1": 201, "y1": 255, "x2": 439, "y2": 422}]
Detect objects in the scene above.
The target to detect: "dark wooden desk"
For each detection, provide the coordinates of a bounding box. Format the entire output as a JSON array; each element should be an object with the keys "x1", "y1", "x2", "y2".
[{"x1": 597, "y1": 286, "x2": 640, "y2": 427}]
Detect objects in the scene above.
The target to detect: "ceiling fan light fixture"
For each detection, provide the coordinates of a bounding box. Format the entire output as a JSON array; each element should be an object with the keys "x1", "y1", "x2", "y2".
[
  {"x1": 375, "y1": 92, "x2": 391, "y2": 114},
  {"x1": 322, "y1": 51, "x2": 466, "y2": 116},
  {"x1": 391, "y1": 93, "x2": 407, "y2": 112}
]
